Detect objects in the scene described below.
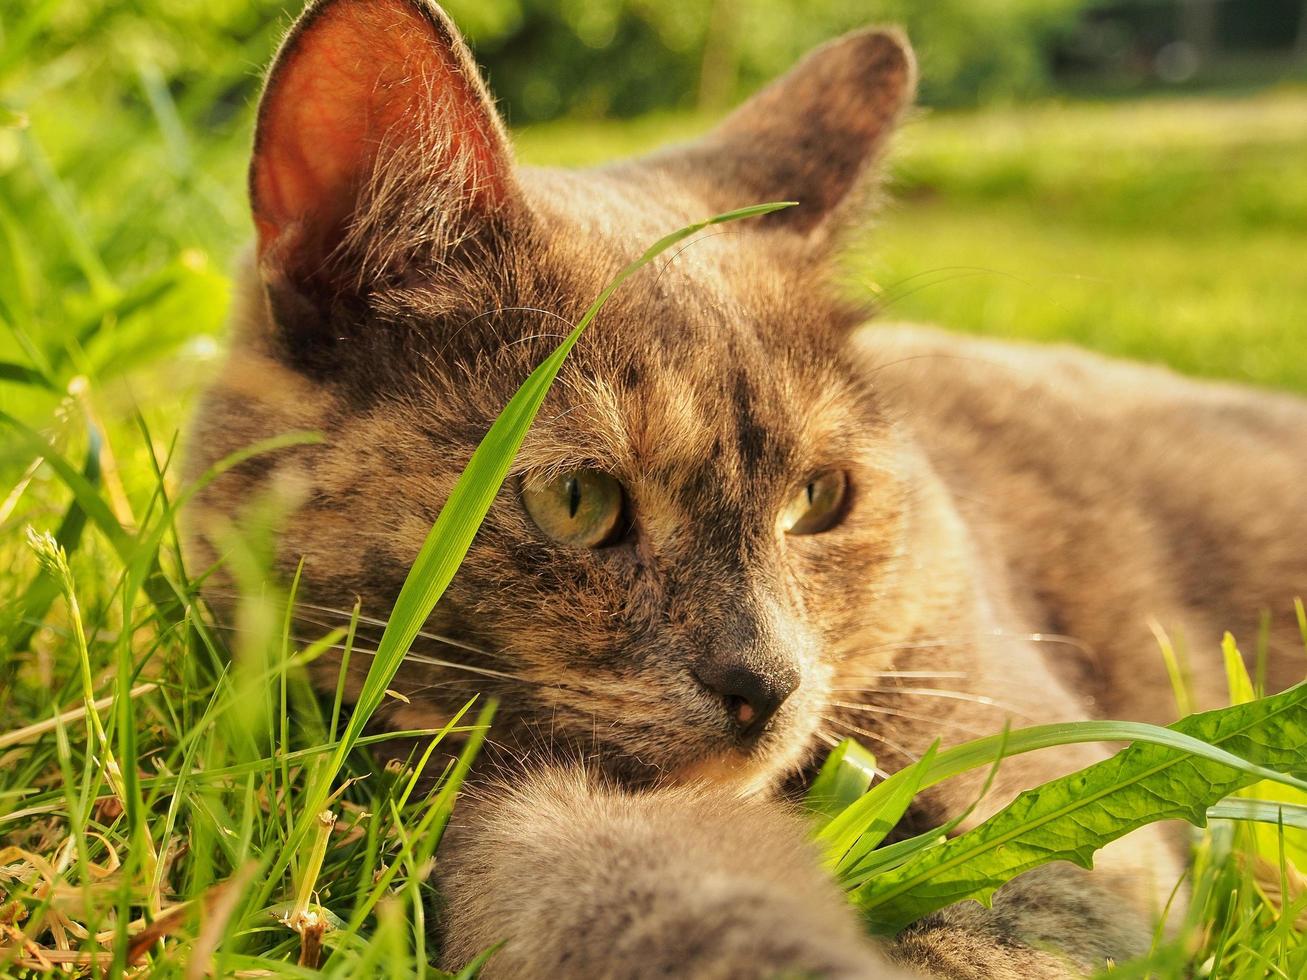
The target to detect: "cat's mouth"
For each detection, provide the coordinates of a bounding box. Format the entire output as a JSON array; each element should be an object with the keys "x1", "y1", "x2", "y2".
[{"x1": 659, "y1": 710, "x2": 820, "y2": 796}]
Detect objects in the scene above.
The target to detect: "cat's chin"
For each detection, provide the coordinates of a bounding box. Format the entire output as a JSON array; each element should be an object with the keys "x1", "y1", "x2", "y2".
[{"x1": 669, "y1": 748, "x2": 794, "y2": 798}]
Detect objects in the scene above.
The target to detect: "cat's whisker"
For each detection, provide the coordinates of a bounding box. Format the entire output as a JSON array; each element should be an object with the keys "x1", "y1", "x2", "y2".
[
  {"x1": 206, "y1": 621, "x2": 529, "y2": 684},
  {"x1": 822, "y1": 715, "x2": 917, "y2": 768},
  {"x1": 838, "y1": 626, "x2": 1095, "y2": 663},
  {"x1": 813, "y1": 729, "x2": 841, "y2": 749},
  {"x1": 835, "y1": 636, "x2": 966, "y2": 657},
  {"x1": 201, "y1": 589, "x2": 508, "y2": 660},
  {"x1": 831, "y1": 669, "x2": 970, "y2": 683},
  {"x1": 855, "y1": 685, "x2": 1033, "y2": 719},
  {"x1": 651, "y1": 228, "x2": 741, "y2": 288},
  {"x1": 502, "y1": 330, "x2": 571, "y2": 351},
  {"x1": 394, "y1": 680, "x2": 509, "y2": 704},
  {"x1": 1001, "y1": 629, "x2": 1098, "y2": 658},
  {"x1": 465, "y1": 305, "x2": 573, "y2": 330},
  {"x1": 346, "y1": 643, "x2": 529, "y2": 683},
  {"x1": 826, "y1": 700, "x2": 994, "y2": 739},
  {"x1": 866, "y1": 266, "x2": 1037, "y2": 314},
  {"x1": 294, "y1": 613, "x2": 501, "y2": 661}
]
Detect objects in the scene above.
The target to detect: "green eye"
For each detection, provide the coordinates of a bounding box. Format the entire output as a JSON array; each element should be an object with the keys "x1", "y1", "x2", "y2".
[
  {"x1": 780, "y1": 470, "x2": 848, "y2": 536},
  {"x1": 522, "y1": 469, "x2": 626, "y2": 548}
]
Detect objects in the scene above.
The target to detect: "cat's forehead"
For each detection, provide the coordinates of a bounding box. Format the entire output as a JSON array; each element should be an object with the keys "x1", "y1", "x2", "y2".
[
  {"x1": 397, "y1": 169, "x2": 869, "y2": 483},
  {"x1": 518, "y1": 166, "x2": 848, "y2": 345},
  {"x1": 369, "y1": 164, "x2": 877, "y2": 484},
  {"x1": 514, "y1": 294, "x2": 878, "y2": 496}
]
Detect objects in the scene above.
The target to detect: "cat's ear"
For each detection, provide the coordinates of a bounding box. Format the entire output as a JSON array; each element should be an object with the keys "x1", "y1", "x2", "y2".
[
  {"x1": 250, "y1": 0, "x2": 515, "y2": 343},
  {"x1": 658, "y1": 29, "x2": 915, "y2": 244}
]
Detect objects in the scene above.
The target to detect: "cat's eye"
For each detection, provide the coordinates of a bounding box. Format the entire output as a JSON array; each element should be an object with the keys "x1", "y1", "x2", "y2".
[
  {"x1": 779, "y1": 470, "x2": 848, "y2": 536},
  {"x1": 522, "y1": 469, "x2": 627, "y2": 549}
]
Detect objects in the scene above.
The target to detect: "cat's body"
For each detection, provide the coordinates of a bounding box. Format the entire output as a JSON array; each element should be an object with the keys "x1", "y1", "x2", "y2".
[
  {"x1": 861, "y1": 324, "x2": 1307, "y2": 727},
  {"x1": 186, "y1": 1, "x2": 1306, "y2": 976}
]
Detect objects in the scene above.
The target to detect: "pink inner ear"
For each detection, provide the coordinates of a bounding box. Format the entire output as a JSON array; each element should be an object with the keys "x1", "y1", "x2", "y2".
[{"x1": 252, "y1": 0, "x2": 506, "y2": 264}]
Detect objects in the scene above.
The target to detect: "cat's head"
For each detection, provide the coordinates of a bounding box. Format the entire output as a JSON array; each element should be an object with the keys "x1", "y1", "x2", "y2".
[{"x1": 189, "y1": 0, "x2": 918, "y2": 792}]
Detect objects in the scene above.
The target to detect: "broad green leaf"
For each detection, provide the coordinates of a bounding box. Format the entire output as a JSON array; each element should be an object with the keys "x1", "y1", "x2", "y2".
[
  {"x1": 855, "y1": 681, "x2": 1307, "y2": 933},
  {"x1": 805, "y1": 739, "x2": 878, "y2": 823},
  {"x1": 819, "y1": 714, "x2": 1307, "y2": 885}
]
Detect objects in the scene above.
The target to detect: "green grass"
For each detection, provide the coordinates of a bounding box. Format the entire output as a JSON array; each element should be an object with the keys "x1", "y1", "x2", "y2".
[
  {"x1": 3, "y1": 10, "x2": 1307, "y2": 976},
  {"x1": 869, "y1": 92, "x2": 1307, "y2": 393}
]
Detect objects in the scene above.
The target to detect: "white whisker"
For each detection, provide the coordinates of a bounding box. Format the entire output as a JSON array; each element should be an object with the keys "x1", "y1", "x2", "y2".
[
  {"x1": 827, "y1": 700, "x2": 992, "y2": 738},
  {"x1": 823, "y1": 715, "x2": 919, "y2": 766},
  {"x1": 337, "y1": 642, "x2": 525, "y2": 683},
  {"x1": 202, "y1": 589, "x2": 503, "y2": 660},
  {"x1": 856, "y1": 686, "x2": 1033, "y2": 719},
  {"x1": 207, "y1": 622, "x2": 526, "y2": 684}
]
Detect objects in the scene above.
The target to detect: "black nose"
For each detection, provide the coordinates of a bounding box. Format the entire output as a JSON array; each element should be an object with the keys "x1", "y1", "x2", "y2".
[{"x1": 692, "y1": 659, "x2": 799, "y2": 739}]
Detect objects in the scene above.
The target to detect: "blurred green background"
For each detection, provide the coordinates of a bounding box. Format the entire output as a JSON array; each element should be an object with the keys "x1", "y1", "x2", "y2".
[{"x1": 1, "y1": 0, "x2": 1305, "y2": 437}]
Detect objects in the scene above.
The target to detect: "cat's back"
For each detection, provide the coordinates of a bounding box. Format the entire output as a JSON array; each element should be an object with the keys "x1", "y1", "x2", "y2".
[
  {"x1": 856, "y1": 324, "x2": 1307, "y2": 473},
  {"x1": 851, "y1": 323, "x2": 1307, "y2": 713}
]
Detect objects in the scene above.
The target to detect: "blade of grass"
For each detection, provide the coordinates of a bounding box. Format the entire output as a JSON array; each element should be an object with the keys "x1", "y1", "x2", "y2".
[
  {"x1": 1208, "y1": 798, "x2": 1307, "y2": 831},
  {"x1": 20, "y1": 130, "x2": 115, "y2": 301},
  {"x1": 8, "y1": 423, "x2": 102, "y2": 653},
  {"x1": 804, "y1": 739, "x2": 878, "y2": 824},
  {"x1": 0, "y1": 361, "x2": 54, "y2": 389},
  {"x1": 854, "y1": 682, "x2": 1307, "y2": 933}
]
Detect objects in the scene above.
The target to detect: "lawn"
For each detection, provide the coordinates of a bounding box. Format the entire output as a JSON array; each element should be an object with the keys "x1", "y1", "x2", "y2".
[{"x1": 2, "y1": 14, "x2": 1306, "y2": 976}]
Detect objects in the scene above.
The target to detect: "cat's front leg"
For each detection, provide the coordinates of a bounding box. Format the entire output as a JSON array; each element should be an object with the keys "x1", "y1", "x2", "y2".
[
  {"x1": 436, "y1": 766, "x2": 917, "y2": 979},
  {"x1": 892, "y1": 827, "x2": 1178, "y2": 979}
]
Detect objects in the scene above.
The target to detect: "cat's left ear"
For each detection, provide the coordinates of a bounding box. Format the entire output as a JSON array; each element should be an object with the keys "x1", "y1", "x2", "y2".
[{"x1": 653, "y1": 29, "x2": 915, "y2": 247}]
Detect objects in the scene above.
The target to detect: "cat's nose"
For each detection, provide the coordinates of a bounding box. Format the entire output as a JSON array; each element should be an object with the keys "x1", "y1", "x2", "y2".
[{"x1": 692, "y1": 659, "x2": 799, "y2": 740}]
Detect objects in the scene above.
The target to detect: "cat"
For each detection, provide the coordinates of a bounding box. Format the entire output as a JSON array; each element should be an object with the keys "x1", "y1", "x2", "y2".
[{"x1": 184, "y1": 0, "x2": 1307, "y2": 976}]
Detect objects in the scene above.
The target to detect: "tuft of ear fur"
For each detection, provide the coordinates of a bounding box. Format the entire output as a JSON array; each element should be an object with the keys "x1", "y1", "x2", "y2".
[
  {"x1": 654, "y1": 29, "x2": 915, "y2": 244},
  {"x1": 250, "y1": 0, "x2": 516, "y2": 358}
]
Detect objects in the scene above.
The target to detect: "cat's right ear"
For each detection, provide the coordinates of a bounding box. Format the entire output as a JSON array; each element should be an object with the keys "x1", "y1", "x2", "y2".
[{"x1": 250, "y1": 0, "x2": 515, "y2": 356}]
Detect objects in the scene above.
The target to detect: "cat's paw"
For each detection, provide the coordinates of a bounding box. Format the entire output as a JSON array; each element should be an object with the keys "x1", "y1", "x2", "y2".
[
  {"x1": 892, "y1": 922, "x2": 1085, "y2": 979},
  {"x1": 888, "y1": 863, "x2": 1156, "y2": 980}
]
